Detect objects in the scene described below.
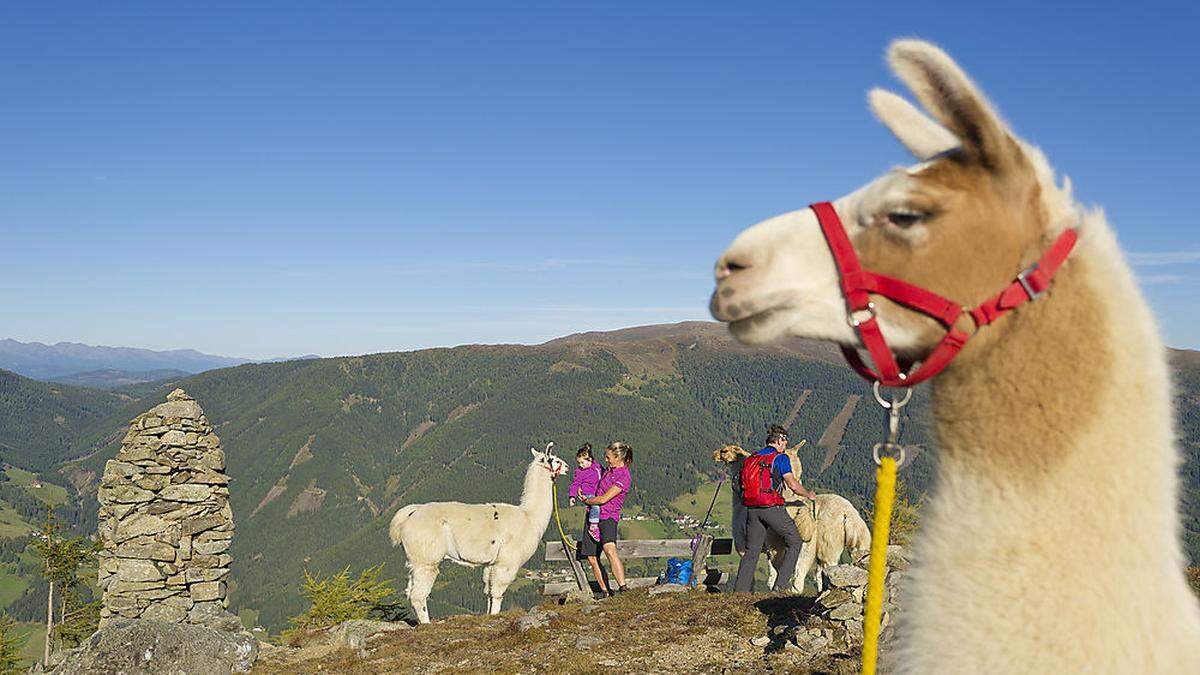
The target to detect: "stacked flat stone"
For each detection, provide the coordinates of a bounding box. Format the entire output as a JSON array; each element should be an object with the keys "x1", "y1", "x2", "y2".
[
  {"x1": 97, "y1": 389, "x2": 238, "y2": 630},
  {"x1": 780, "y1": 545, "x2": 908, "y2": 657}
]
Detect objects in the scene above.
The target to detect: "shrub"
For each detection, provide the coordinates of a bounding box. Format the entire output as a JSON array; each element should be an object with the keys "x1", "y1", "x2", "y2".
[
  {"x1": 287, "y1": 563, "x2": 397, "y2": 633},
  {"x1": 0, "y1": 614, "x2": 27, "y2": 675}
]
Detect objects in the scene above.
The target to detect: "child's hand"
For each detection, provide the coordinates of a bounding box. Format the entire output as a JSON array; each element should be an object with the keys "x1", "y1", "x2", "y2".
[{"x1": 568, "y1": 497, "x2": 576, "y2": 507}]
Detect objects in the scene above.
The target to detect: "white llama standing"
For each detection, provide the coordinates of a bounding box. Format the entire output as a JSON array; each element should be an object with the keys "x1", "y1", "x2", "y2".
[
  {"x1": 389, "y1": 445, "x2": 566, "y2": 624},
  {"x1": 709, "y1": 39, "x2": 1200, "y2": 671}
]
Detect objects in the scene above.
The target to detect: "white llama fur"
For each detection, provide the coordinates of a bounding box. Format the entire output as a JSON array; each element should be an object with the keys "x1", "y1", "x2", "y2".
[
  {"x1": 710, "y1": 39, "x2": 1200, "y2": 672},
  {"x1": 783, "y1": 493, "x2": 871, "y2": 594},
  {"x1": 389, "y1": 447, "x2": 566, "y2": 623}
]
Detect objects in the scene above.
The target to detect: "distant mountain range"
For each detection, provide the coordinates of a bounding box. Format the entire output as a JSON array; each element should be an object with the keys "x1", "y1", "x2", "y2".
[{"x1": 0, "y1": 339, "x2": 318, "y2": 381}]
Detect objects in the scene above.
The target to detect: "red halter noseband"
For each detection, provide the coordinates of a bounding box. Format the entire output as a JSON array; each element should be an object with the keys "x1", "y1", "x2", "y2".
[{"x1": 810, "y1": 201, "x2": 1078, "y2": 387}]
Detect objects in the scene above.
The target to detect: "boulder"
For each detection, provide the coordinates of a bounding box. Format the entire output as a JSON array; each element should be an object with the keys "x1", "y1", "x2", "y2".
[
  {"x1": 828, "y1": 602, "x2": 864, "y2": 621},
  {"x1": 515, "y1": 607, "x2": 556, "y2": 632},
  {"x1": 824, "y1": 565, "x2": 868, "y2": 589},
  {"x1": 50, "y1": 619, "x2": 258, "y2": 674},
  {"x1": 815, "y1": 588, "x2": 854, "y2": 611},
  {"x1": 887, "y1": 545, "x2": 910, "y2": 571},
  {"x1": 326, "y1": 619, "x2": 409, "y2": 656}
]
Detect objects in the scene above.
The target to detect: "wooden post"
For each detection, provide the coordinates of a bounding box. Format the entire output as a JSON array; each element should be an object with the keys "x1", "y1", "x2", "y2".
[
  {"x1": 551, "y1": 538, "x2": 589, "y2": 593},
  {"x1": 689, "y1": 534, "x2": 713, "y2": 589}
]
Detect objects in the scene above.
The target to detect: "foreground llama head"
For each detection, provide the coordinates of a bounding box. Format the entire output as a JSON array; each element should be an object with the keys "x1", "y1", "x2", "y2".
[{"x1": 709, "y1": 40, "x2": 1074, "y2": 364}]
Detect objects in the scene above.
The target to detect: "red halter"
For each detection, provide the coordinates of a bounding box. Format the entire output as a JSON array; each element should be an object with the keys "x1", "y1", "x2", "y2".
[{"x1": 810, "y1": 201, "x2": 1078, "y2": 387}]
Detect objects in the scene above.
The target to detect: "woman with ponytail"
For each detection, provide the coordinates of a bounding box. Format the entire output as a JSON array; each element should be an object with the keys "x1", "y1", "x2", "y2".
[{"x1": 578, "y1": 441, "x2": 634, "y2": 595}]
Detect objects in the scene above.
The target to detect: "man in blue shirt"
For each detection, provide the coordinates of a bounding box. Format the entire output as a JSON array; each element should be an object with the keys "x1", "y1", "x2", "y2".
[{"x1": 733, "y1": 425, "x2": 815, "y2": 593}]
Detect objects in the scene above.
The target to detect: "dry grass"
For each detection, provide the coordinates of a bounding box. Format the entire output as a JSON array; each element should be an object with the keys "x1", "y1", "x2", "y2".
[{"x1": 254, "y1": 589, "x2": 858, "y2": 674}]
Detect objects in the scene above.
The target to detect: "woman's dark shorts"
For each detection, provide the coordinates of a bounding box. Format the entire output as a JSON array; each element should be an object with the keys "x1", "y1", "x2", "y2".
[
  {"x1": 577, "y1": 513, "x2": 600, "y2": 559},
  {"x1": 599, "y1": 518, "x2": 619, "y2": 546}
]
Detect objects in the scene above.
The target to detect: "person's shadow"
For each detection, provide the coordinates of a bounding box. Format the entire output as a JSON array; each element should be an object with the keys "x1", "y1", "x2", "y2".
[{"x1": 752, "y1": 594, "x2": 817, "y2": 653}]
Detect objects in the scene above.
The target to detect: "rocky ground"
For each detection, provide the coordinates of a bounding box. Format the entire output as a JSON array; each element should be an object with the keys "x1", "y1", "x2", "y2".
[{"x1": 253, "y1": 590, "x2": 869, "y2": 674}]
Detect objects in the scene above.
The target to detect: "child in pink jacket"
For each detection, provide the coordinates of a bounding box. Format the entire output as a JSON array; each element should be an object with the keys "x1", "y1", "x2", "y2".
[{"x1": 568, "y1": 443, "x2": 603, "y2": 541}]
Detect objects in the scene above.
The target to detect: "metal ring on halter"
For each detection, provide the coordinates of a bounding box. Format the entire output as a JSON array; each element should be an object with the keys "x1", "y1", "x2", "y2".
[
  {"x1": 872, "y1": 381, "x2": 913, "y2": 409},
  {"x1": 847, "y1": 302, "x2": 877, "y2": 328},
  {"x1": 872, "y1": 442, "x2": 906, "y2": 467}
]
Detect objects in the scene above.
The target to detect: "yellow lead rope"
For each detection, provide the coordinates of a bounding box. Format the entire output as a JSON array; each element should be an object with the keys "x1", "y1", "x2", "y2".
[
  {"x1": 861, "y1": 455, "x2": 897, "y2": 675},
  {"x1": 551, "y1": 480, "x2": 571, "y2": 544}
]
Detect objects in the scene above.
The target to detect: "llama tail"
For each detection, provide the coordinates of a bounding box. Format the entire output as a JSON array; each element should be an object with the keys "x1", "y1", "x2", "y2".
[
  {"x1": 389, "y1": 504, "x2": 421, "y2": 546},
  {"x1": 844, "y1": 510, "x2": 872, "y2": 551}
]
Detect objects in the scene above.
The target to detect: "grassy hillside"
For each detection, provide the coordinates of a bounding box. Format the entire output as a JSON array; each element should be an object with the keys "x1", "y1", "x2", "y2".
[{"x1": 0, "y1": 323, "x2": 1197, "y2": 634}]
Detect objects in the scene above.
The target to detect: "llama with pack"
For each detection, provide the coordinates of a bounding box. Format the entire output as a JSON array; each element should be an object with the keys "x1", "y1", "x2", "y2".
[{"x1": 732, "y1": 424, "x2": 816, "y2": 593}]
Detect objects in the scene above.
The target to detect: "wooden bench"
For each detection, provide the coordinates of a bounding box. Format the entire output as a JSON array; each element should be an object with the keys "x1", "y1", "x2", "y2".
[{"x1": 540, "y1": 535, "x2": 734, "y2": 596}]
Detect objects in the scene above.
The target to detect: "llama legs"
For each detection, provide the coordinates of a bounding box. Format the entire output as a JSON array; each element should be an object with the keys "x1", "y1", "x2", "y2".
[
  {"x1": 794, "y1": 542, "x2": 817, "y2": 594},
  {"x1": 485, "y1": 565, "x2": 518, "y2": 615},
  {"x1": 407, "y1": 563, "x2": 440, "y2": 624}
]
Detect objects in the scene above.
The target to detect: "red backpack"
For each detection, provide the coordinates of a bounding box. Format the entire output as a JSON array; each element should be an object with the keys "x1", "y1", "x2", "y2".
[{"x1": 740, "y1": 453, "x2": 784, "y2": 507}]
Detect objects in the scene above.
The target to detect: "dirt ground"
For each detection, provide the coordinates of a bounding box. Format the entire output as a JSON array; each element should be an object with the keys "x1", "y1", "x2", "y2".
[{"x1": 253, "y1": 590, "x2": 861, "y2": 674}]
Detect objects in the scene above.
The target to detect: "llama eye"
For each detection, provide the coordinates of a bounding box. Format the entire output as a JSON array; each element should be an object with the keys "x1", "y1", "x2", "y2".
[{"x1": 886, "y1": 211, "x2": 925, "y2": 228}]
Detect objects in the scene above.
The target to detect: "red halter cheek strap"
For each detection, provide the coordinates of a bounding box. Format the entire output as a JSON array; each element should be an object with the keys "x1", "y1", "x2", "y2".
[{"x1": 809, "y1": 201, "x2": 1078, "y2": 387}]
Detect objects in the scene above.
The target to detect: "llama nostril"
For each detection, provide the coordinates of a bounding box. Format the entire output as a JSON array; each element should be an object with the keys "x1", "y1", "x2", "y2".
[{"x1": 716, "y1": 257, "x2": 750, "y2": 281}]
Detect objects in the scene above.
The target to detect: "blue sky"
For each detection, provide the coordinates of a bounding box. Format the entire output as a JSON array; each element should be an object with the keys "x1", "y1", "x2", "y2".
[{"x1": 2, "y1": 2, "x2": 1198, "y2": 358}]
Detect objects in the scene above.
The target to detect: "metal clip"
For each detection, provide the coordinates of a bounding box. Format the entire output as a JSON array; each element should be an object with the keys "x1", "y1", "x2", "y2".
[
  {"x1": 873, "y1": 442, "x2": 906, "y2": 466},
  {"x1": 887, "y1": 406, "x2": 902, "y2": 445},
  {"x1": 871, "y1": 381, "x2": 911, "y2": 465},
  {"x1": 1016, "y1": 263, "x2": 1045, "y2": 300}
]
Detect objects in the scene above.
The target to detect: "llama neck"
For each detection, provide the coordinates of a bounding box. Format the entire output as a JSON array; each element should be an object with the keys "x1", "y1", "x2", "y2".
[
  {"x1": 518, "y1": 462, "x2": 554, "y2": 526},
  {"x1": 931, "y1": 255, "x2": 1111, "y2": 479},
  {"x1": 902, "y1": 228, "x2": 1200, "y2": 669}
]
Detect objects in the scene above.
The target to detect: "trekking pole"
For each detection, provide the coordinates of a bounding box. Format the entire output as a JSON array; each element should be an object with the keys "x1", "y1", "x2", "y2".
[
  {"x1": 687, "y1": 474, "x2": 725, "y2": 588},
  {"x1": 697, "y1": 475, "x2": 725, "y2": 534}
]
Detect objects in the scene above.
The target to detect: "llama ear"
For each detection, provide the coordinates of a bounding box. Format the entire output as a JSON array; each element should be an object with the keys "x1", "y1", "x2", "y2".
[
  {"x1": 888, "y1": 40, "x2": 1017, "y2": 169},
  {"x1": 869, "y1": 88, "x2": 960, "y2": 160},
  {"x1": 530, "y1": 447, "x2": 541, "y2": 459}
]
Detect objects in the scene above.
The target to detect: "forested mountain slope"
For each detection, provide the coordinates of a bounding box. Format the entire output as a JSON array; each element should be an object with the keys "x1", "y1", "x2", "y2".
[
  {"x1": 0, "y1": 370, "x2": 127, "y2": 473},
  {"x1": 0, "y1": 323, "x2": 1196, "y2": 631}
]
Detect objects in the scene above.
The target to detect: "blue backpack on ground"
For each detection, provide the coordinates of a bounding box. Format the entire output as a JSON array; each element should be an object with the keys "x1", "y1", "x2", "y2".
[{"x1": 665, "y1": 557, "x2": 693, "y2": 585}]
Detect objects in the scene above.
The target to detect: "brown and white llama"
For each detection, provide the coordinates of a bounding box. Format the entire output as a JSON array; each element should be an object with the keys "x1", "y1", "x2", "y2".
[
  {"x1": 709, "y1": 40, "x2": 1200, "y2": 672},
  {"x1": 389, "y1": 446, "x2": 567, "y2": 623}
]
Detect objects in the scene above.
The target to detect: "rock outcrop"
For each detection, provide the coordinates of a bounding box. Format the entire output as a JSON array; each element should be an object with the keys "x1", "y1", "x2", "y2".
[
  {"x1": 778, "y1": 545, "x2": 907, "y2": 657},
  {"x1": 96, "y1": 389, "x2": 239, "y2": 631},
  {"x1": 51, "y1": 619, "x2": 258, "y2": 675}
]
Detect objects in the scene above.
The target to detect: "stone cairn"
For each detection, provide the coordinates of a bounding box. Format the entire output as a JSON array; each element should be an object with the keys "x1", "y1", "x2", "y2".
[
  {"x1": 97, "y1": 389, "x2": 239, "y2": 630},
  {"x1": 761, "y1": 545, "x2": 907, "y2": 657}
]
